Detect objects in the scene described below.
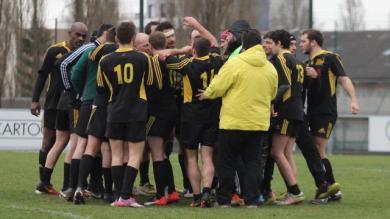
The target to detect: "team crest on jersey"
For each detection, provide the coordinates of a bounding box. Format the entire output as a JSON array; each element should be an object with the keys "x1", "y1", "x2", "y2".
[
  {"x1": 56, "y1": 53, "x2": 63, "y2": 59},
  {"x1": 318, "y1": 128, "x2": 326, "y2": 134},
  {"x1": 315, "y1": 58, "x2": 325, "y2": 66}
]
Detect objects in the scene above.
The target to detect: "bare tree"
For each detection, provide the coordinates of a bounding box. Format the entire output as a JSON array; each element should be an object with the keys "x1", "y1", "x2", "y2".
[
  {"x1": 160, "y1": 0, "x2": 262, "y2": 46},
  {"x1": 0, "y1": 0, "x2": 18, "y2": 106},
  {"x1": 15, "y1": 0, "x2": 51, "y2": 97},
  {"x1": 73, "y1": 0, "x2": 84, "y2": 21},
  {"x1": 180, "y1": 0, "x2": 235, "y2": 34},
  {"x1": 270, "y1": 0, "x2": 308, "y2": 30},
  {"x1": 340, "y1": 0, "x2": 365, "y2": 31},
  {"x1": 70, "y1": 0, "x2": 119, "y2": 33}
]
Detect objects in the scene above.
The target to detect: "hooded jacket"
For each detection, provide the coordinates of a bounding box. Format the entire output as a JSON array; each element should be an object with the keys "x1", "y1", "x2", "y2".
[{"x1": 204, "y1": 45, "x2": 278, "y2": 131}]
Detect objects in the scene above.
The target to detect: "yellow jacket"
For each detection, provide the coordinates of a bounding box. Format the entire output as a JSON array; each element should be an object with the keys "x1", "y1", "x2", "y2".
[{"x1": 204, "y1": 45, "x2": 278, "y2": 131}]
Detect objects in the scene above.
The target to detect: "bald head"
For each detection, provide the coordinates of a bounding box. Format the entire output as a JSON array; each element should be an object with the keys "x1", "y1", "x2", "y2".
[
  {"x1": 134, "y1": 33, "x2": 151, "y2": 54},
  {"x1": 70, "y1": 22, "x2": 88, "y2": 32},
  {"x1": 68, "y1": 22, "x2": 88, "y2": 49}
]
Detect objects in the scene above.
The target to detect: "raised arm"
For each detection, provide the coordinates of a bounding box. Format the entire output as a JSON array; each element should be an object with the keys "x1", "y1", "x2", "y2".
[{"x1": 183, "y1": 16, "x2": 218, "y2": 47}]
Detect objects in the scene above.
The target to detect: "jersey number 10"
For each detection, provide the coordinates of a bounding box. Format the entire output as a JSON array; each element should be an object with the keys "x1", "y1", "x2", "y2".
[{"x1": 114, "y1": 63, "x2": 134, "y2": 84}]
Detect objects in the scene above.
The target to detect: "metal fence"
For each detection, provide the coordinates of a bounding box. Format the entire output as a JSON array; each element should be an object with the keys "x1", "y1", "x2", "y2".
[{"x1": 331, "y1": 115, "x2": 369, "y2": 154}]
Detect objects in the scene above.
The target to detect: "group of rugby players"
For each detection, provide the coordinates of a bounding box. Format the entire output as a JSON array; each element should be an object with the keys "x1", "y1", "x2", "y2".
[{"x1": 31, "y1": 16, "x2": 359, "y2": 208}]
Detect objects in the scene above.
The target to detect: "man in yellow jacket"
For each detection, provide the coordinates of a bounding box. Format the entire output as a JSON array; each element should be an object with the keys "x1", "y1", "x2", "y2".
[{"x1": 198, "y1": 29, "x2": 278, "y2": 207}]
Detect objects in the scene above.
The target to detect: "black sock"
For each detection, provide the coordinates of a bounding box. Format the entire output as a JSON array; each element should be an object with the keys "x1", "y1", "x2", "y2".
[
  {"x1": 69, "y1": 159, "x2": 80, "y2": 189},
  {"x1": 287, "y1": 184, "x2": 301, "y2": 195},
  {"x1": 193, "y1": 193, "x2": 202, "y2": 202},
  {"x1": 153, "y1": 161, "x2": 166, "y2": 198},
  {"x1": 62, "y1": 163, "x2": 70, "y2": 191},
  {"x1": 103, "y1": 168, "x2": 113, "y2": 193},
  {"x1": 123, "y1": 162, "x2": 128, "y2": 167},
  {"x1": 42, "y1": 167, "x2": 53, "y2": 186},
  {"x1": 77, "y1": 155, "x2": 95, "y2": 189},
  {"x1": 38, "y1": 150, "x2": 48, "y2": 182},
  {"x1": 111, "y1": 165, "x2": 125, "y2": 198},
  {"x1": 202, "y1": 187, "x2": 211, "y2": 194},
  {"x1": 211, "y1": 176, "x2": 218, "y2": 190},
  {"x1": 322, "y1": 158, "x2": 336, "y2": 184},
  {"x1": 164, "y1": 159, "x2": 176, "y2": 193},
  {"x1": 178, "y1": 154, "x2": 189, "y2": 190},
  {"x1": 89, "y1": 156, "x2": 103, "y2": 192},
  {"x1": 260, "y1": 156, "x2": 275, "y2": 193},
  {"x1": 121, "y1": 166, "x2": 138, "y2": 199},
  {"x1": 139, "y1": 159, "x2": 150, "y2": 186}
]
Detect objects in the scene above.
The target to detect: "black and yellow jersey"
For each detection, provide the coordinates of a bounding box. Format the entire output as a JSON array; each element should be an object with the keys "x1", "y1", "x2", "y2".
[
  {"x1": 89, "y1": 42, "x2": 118, "y2": 62},
  {"x1": 97, "y1": 48, "x2": 153, "y2": 123},
  {"x1": 168, "y1": 55, "x2": 184, "y2": 113},
  {"x1": 166, "y1": 54, "x2": 223, "y2": 123},
  {"x1": 147, "y1": 54, "x2": 177, "y2": 119},
  {"x1": 32, "y1": 41, "x2": 72, "y2": 109},
  {"x1": 89, "y1": 42, "x2": 118, "y2": 108},
  {"x1": 271, "y1": 50, "x2": 304, "y2": 121},
  {"x1": 305, "y1": 50, "x2": 346, "y2": 118}
]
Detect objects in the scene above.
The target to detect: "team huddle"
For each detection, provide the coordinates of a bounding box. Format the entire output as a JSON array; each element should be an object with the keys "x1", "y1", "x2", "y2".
[{"x1": 30, "y1": 16, "x2": 359, "y2": 208}]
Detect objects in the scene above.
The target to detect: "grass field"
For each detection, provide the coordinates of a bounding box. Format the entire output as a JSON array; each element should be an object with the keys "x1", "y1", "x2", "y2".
[{"x1": 0, "y1": 152, "x2": 389, "y2": 219}]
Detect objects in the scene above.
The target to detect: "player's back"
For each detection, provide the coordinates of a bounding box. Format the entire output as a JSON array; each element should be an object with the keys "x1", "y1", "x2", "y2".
[
  {"x1": 272, "y1": 51, "x2": 304, "y2": 121},
  {"x1": 148, "y1": 55, "x2": 176, "y2": 106},
  {"x1": 99, "y1": 48, "x2": 151, "y2": 122},
  {"x1": 172, "y1": 55, "x2": 223, "y2": 122}
]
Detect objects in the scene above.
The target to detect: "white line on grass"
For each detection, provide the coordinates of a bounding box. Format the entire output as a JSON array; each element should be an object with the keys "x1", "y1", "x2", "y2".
[{"x1": 5, "y1": 204, "x2": 90, "y2": 219}]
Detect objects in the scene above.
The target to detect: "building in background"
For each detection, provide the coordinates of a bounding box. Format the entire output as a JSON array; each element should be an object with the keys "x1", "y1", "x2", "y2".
[{"x1": 2, "y1": 1, "x2": 390, "y2": 153}]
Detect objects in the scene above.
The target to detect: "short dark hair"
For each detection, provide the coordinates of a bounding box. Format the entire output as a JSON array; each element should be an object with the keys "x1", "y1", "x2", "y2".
[
  {"x1": 149, "y1": 31, "x2": 166, "y2": 50},
  {"x1": 193, "y1": 37, "x2": 211, "y2": 57},
  {"x1": 242, "y1": 29, "x2": 262, "y2": 50},
  {"x1": 90, "y1": 30, "x2": 98, "y2": 42},
  {"x1": 145, "y1": 21, "x2": 159, "y2": 35},
  {"x1": 97, "y1": 24, "x2": 114, "y2": 37},
  {"x1": 116, "y1": 22, "x2": 136, "y2": 44},
  {"x1": 263, "y1": 31, "x2": 273, "y2": 39},
  {"x1": 269, "y1": 29, "x2": 291, "y2": 49},
  {"x1": 155, "y1": 21, "x2": 174, "y2": 32},
  {"x1": 107, "y1": 27, "x2": 116, "y2": 42},
  {"x1": 302, "y1": 29, "x2": 323, "y2": 46}
]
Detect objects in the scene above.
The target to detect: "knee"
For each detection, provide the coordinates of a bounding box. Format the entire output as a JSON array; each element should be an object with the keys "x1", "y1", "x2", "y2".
[
  {"x1": 186, "y1": 152, "x2": 197, "y2": 163},
  {"x1": 270, "y1": 149, "x2": 278, "y2": 158},
  {"x1": 151, "y1": 152, "x2": 164, "y2": 161}
]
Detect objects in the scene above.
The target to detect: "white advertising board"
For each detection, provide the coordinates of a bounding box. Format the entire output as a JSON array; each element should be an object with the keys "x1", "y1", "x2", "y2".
[
  {"x1": 0, "y1": 109, "x2": 43, "y2": 150},
  {"x1": 368, "y1": 116, "x2": 390, "y2": 152}
]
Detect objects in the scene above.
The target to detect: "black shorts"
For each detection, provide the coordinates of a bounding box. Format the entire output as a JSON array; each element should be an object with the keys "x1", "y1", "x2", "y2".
[
  {"x1": 43, "y1": 109, "x2": 57, "y2": 130},
  {"x1": 75, "y1": 103, "x2": 92, "y2": 138},
  {"x1": 87, "y1": 106, "x2": 108, "y2": 141},
  {"x1": 308, "y1": 116, "x2": 336, "y2": 139},
  {"x1": 146, "y1": 115, "x2": 175, "y2": 140},
  {"x1": 180, "y1": 121, "x2": 218, "y2": 150},
  {"x1": 106, "y1": 121, "x2": 146, "y2": 142},
  {"x1": 55, "y1": 109, "x2": 79, "y2": 132},
  {"x1": 272, "y1": 118, "x2": 301, "y2": 138}
]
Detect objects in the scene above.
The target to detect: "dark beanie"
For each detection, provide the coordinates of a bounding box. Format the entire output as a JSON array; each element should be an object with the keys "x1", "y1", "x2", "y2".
[{"x1": 228, "y1": 20, "x2": 251, "y2": 41}]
